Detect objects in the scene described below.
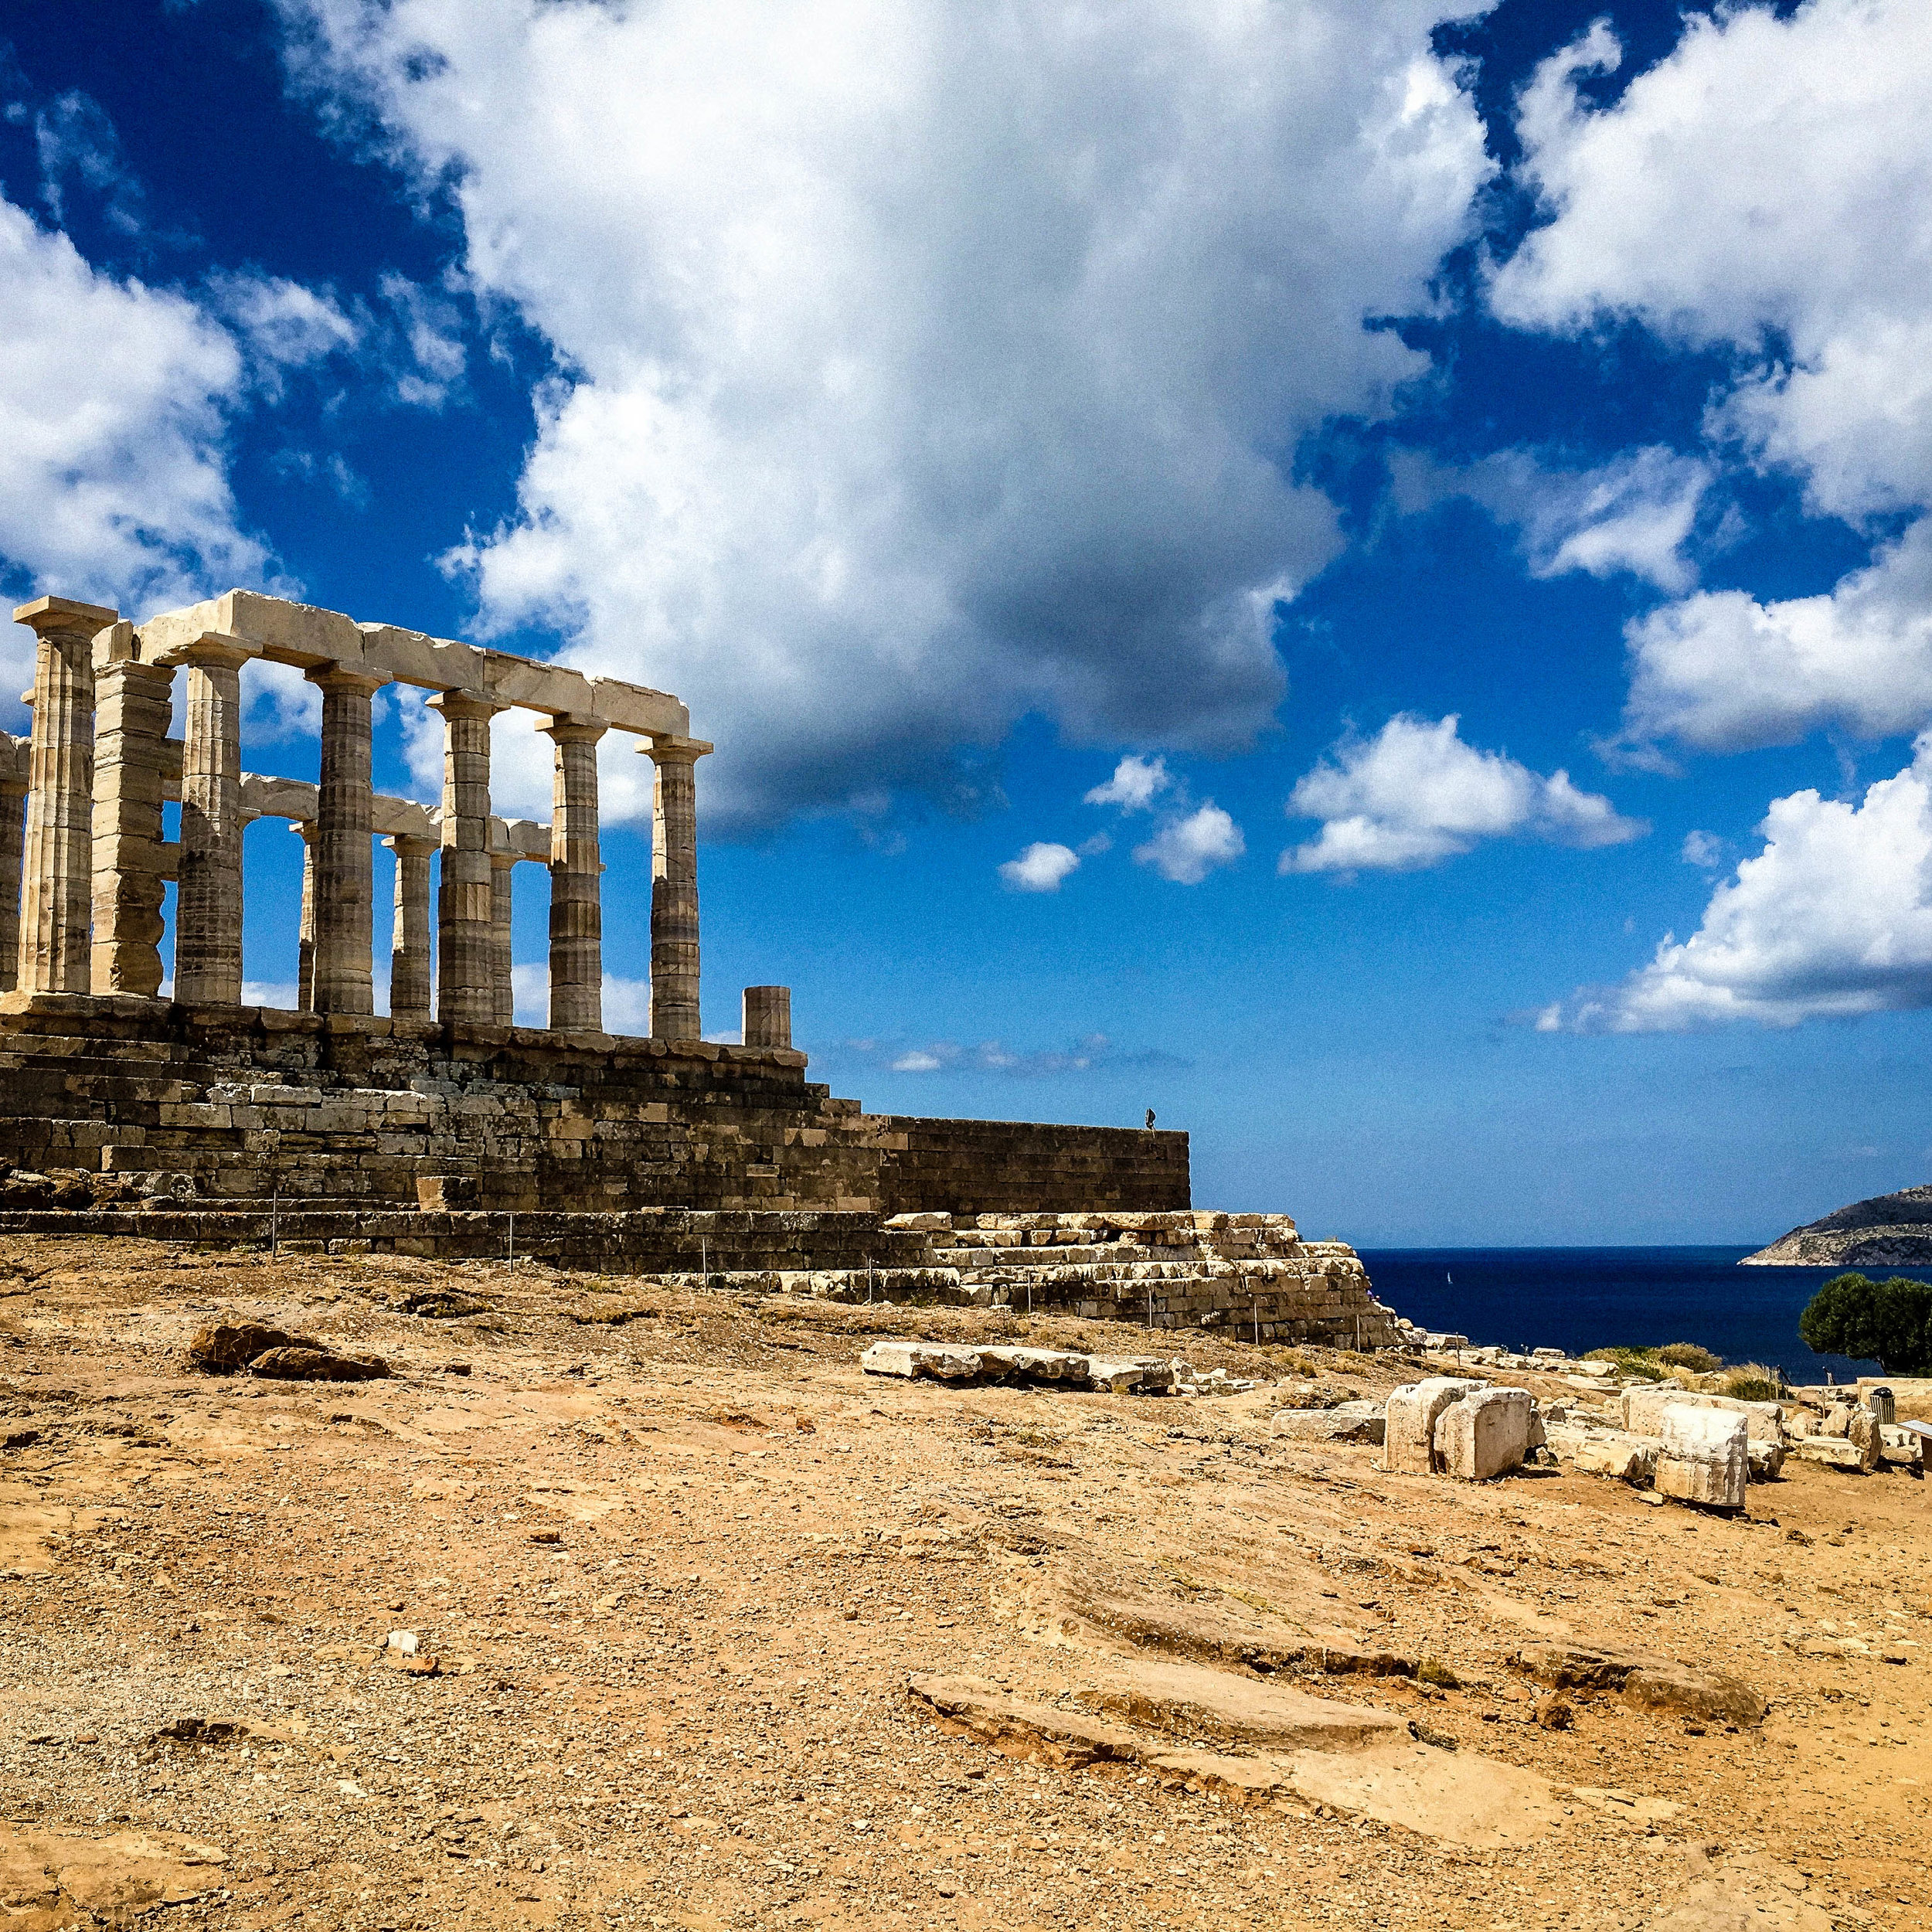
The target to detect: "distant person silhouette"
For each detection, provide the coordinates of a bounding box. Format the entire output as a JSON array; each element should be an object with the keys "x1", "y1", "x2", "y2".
[{"x1": 1145, "y1": 1108, "x2": 1156, "y2": 1131}]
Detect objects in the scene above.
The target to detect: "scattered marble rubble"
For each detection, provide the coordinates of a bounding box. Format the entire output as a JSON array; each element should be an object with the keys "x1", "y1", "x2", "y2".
[
  {"x1": 859, "y1": 1339, "x2": 1258, "y2": 1397},
  {"x1": 862, "y1": 1332, "x2": 1924, "y2": 1507}
]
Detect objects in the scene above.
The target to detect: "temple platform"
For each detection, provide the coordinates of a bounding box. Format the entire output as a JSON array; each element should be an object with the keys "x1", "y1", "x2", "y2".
[{"x1": 0, "y1": 992, "x2": 1189, "y2": 1219}]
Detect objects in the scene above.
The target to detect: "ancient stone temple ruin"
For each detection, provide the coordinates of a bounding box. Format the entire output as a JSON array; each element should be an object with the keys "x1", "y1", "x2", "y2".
[{"x1": 0, "y1": 589, "x2": 1396, "y2": 1346}]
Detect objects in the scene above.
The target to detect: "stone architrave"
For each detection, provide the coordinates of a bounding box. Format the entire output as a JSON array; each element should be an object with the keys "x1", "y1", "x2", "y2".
[
  {"x1": 0, "y1": 734, "x2": 32, "y2": 993},
  {"x1": 308, "y1": 665, "x2": 387, "y2": 1015},
  {"x1": 14, "y1": 595, "x2": 114, "y2": 994},
  {"x1": 175, "y1": 636, "x2": 250, "y2": 1005},
  {"x1": 386, "y1": 834, "x2": 435, "y2": 1022},
  {"x1": 294, "y1": 824, "x2": 317, "y2": 1012},
  {"x1": 544, "y1": 718, "x2": 606, "y2": 1033},
  {"x1": 90, "y1": 624, "x2": 174, "y2": 998},
  {"x1": 489, "y1": 852, "x2": 515, "y2": 1026},
  {"x1": 427, "y1": 691, "x2": 505, "y2": 1026},
  {"x1": 644, "y1": 735, "x2": 711, "y2": 1041},
  {"x1": 743, "y1": 985, "x2": 791, "y2": 1049}
]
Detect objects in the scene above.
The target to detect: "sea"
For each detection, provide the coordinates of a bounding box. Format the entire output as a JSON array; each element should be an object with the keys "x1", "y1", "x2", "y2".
[{"x1": 1355, "y1": 1246, "x2": 1929, "y2": 1386}]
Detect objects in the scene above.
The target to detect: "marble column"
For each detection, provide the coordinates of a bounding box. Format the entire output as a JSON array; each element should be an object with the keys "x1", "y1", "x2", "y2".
[
  {"x1": 0, "y1": 737, "x2": 32, "y2": 995},
  {"x1": 295, "y1": 824, "x2": 316, "y2": 1012},
  {"x1": 743, "y1": 984, "x2": 791, "y2": 1049},
  {"x1": 90, "y1": 629, "x2": 174, "y2": 998},
  {"x1": 490, "y1": 851, "x2": 515, "y2": 1026},
  {"x1": 308, "y1": 666, "x2": 386, "y2": 1015},
  {"x1": 385, "y1": 834, "x2": 434, "y2": 1022},
  {"x1": 174, "y1": 637, "x2": 250, "y2": 1005},
  {"x1": 14, "y1": 596, "x2": 114, "y2": 994},
  {"x1": 544, "y1": 719, "x2": 605, "y2": 1033},
  {"x1": 427, "y1": 690, "x2": 504, "y2": 1026},
  {"x1": 643, "y1": 736, "x2": 709, "y2": 1041}
]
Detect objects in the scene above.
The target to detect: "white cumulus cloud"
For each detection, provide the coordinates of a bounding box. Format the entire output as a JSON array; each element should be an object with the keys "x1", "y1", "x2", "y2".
[
  {"x1": 275, "y1": 0, "x2": 1494, "y2": 829},
  {"x1": 1083, "y1": 755, "x2": 1172, "y2": 814},
  {"x1": 998, "y1": 841, "x2": 1081, "y2": 893},
  {"x1": 1134, "y1": 802, "x2": 1244, "y2": 886},
  {"x1": 1282, "y1": 713, "x2": 1643, "y2": 875},
  {"x1": 1550, "y1": 736, "x2": 1932, "y2": 1031},
  {"x1": 0, "y1": 195, "x2": 267, "y2": 626},
  {"x1": 1617, "y1": 520, "x2": 1932, "y2": 757},
  {"x1": 1492, "y1": 2, "x2": 1932, "y2": 760}
]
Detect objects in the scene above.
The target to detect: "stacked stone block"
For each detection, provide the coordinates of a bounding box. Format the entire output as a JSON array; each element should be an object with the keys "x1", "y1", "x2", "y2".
[
  {"x1": 885, "y1": 1209, "x2": 1397, "y2": 1349},
  {"x1": 0, "y1": 996, "x2": 1192, "y2": 1222}
]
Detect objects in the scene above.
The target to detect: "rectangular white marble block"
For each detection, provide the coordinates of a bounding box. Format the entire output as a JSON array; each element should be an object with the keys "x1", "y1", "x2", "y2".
[
  {"x1": 1382, "y1": 1376, "x2": 1485, "y2": 1475},
  {"x1": 1655, "y1": 1404, "x2": 1749, "y2": 1510},
  {"x1": 1434, "y1": 1386, "x2": 1532, "y2": 1481}
]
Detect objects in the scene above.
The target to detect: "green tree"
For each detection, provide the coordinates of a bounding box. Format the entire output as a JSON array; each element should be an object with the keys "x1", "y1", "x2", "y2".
[{"x1": 1798, "y1": 1273, "x2": 1932, "y2": 1376}]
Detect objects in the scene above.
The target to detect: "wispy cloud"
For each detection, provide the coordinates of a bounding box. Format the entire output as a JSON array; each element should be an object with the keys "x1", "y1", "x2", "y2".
[{"x1": 845, "y1": 1033, "x2": 1189, "y2": 1079}]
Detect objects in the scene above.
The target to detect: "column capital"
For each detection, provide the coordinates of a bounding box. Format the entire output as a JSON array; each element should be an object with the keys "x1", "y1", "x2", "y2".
[
  {"x1": 542, "y1": 715, "x2": 608, "y2": 746},
  {"x1": 179, "y1": 634, "x2": 253, "y2": 674},
  {"x1": 426, "y1": 689, "x2": 508, "y2": 724},
  {"x1": 13, "y1": 595, "x2": 117, "y2": 637},
  {"x1": 383, "y1": 832, "x2": 437, "y2": 859},
  {"x1": 640, "y1": 733, "x2": 713, "y2": 764},
  {"x1": 305, "y1": 663, "x2": 391, "y2": 697}
]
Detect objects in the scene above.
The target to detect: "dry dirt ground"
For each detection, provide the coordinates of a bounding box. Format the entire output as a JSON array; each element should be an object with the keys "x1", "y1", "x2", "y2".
[{"x1": 1, "y1": 1236, "x2": 1928, "y2": 1932}]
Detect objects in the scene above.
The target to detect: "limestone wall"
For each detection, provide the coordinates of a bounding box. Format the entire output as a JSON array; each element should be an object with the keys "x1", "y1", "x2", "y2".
[
  {"x1": 875, "y1": 1115, "x2": 1189, "y2": 1216},
  {"x1": 0, "y1": 994, "x2": 1190, "y2": 1218}
]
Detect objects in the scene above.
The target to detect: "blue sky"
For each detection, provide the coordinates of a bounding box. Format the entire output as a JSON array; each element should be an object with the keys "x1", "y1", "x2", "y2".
[{"x1": 2, "y1": 0, "x2": 1929, "y2": 1245}]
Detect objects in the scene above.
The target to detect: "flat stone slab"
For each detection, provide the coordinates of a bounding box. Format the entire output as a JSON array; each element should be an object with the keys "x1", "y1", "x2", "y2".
[
  {"x1": 0, "y1": 1825, "x2": 228, "y2": 1913},
  {"x1": 860, "y1": 1341, "x2": 1175, "y2": 1393},
  {"x1": 1070, "y1": 1658, "x2": 1405, "y2": 1750},
  {"x1": 1272, "y1": 1401, "x2": 1385, "y2": 1444},
  {"x1": 1517, "y1": 1641, "x2": 1767, "y2": 1726},
  {"x1": 859, "y1": 1341, "x2": 985, "y2": 1381},
  {"x1": 906, "y1": 1672, "x2": 1564, "y2": 1847}
]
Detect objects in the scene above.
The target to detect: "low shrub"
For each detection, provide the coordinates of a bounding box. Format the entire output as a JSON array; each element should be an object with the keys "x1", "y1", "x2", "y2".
[
  {"x1": 1720, "y1": 1367, "x2": 1782, "y2": 1402},
  {"x1": 1585, "y1": 1345, "x2": 1668, "y2": 1381},
  {"x1": 1657, "y1": 1342, "x2": 1723, "y2": 1373}
]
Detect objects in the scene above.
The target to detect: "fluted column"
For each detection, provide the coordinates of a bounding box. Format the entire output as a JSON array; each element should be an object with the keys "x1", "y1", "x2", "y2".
[
  {"x1": 427, "y1": 690, "x2": 504, "y2": 1026},
  {"x1": 490, "y1": 851, "x2": 515, "y2": 1026},
  {"x1": 0, "y1": 736, "x2": 32, "y2": 994},
  {"x1": 545, "y1": 719, "x2": 606, "y2": 1033},
  {"x1": 14, "y1": 596, "x2": 114, "y2": 994},
  {"x1": 295, "y1": 824, "x2": 316, "y2": 1012},
  {"x1": 386, "y1": 834, "x2": 434, "y2": 1022},
  {"x1": 175, "y1": 638, "x2": 249, "y2": 1005},
  {"x1": 90, "y1": 628, "x2": 173, "y2": 998},
  {"x1": 308, "y1": 666, "x2": 386, "y2": 1015},
  {"x1": 643, "y1": 735, "x2": 710, "y2": 1042}
]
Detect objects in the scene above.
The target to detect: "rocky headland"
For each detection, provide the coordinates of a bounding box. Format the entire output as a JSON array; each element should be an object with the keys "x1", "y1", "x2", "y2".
[{"x1": 1743, "y1": 1183, "x2": 1932, "y2": 1267}]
